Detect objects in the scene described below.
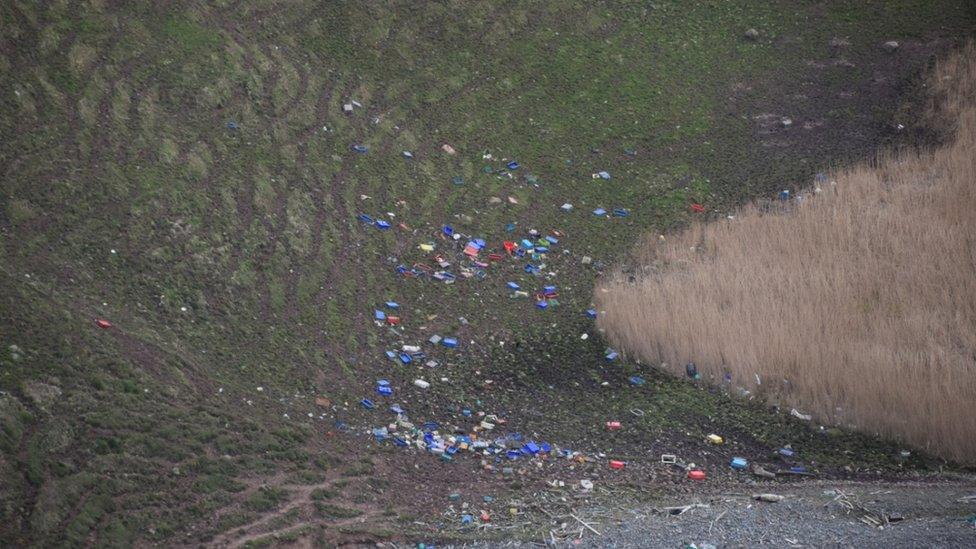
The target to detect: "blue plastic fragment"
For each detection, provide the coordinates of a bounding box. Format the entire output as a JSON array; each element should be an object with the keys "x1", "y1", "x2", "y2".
[
  {"x1": 613, "y1": 208, "x2": 630, "y2": 217},
  {"x1": 586, "y1": 309, "x2": 598, "y2": 319},
  {"x1": 540, "y1": 442, "x2": 552, "y2": 453},
  {"x1": 372, "y1": 428, "x2": 388, "y2": 441},
  {"x1": 442, "y1": 338, "x2": 458, "y2": 348},
  {"x1": 399, "y1": 353, "x2": 412, "y2": 364},
  {"x1": 730, "y1": 457, "x2": 749, "y2": 470},
  {"x1": 543, "y1": 285, "x2": 557, "y2": 295},
  {"x1": 376, "y1": 386, "x2": 392, "y2": 396},
  {"x1": 597, "y1": 171, "x2": 611, "y2": 180},
  {"x1": 523, "y1": 442, "x2": 540, "y2": 454},
  {"x1": 536, "y1": 300, "x2": 548, "y2": 309},
  {"x1": 461, "y1": 409, "x2": 472, "y2": 417},
  {"x1": 593, "y1": 208, "x2": 607, "y2": 216},
  {"x1": 374, "y1": 310, "x2": 386, "y2": 321},
  {"x1": 352, "y1": 144, "x2": 369, "y2": 153},
  {"x1": 395, "y1": 264, "x2": 407, "y2": 274},
  {"x1": 385, "y1": 301, "x2": 399, "y2": 309},
  {"x1": 377, "y1": 379, "x2": 390, "y2": 386},
  {"x1": 361, "y1": 398, "x2": 375, "y2": 410},
  {"x1": 226, "y1": 120, "x2": 239, "y2": 130},
  {"x1": 545, "y1": 235, "x2": 558, "y2": 244},
  {"x1": 451, "y1": 176, "x2": 465, "y2": 185},
  {"x1": 778, "y1": 447, "x2": 795, "y2": 458},
  {"x1": 507, "y1": 161, "x2": 520, "y2": 170},
  {"x1": 390, "y1": 404, "x2": 404, "y2": 414},
  {"x1": 394, "y1": 437, "x2": 408, "y2": 447},
  {"x1": 779, "y1": 189, "x2": 791, "y2": 200},
  {"x1": 375, "y1": 220, "x2": 391, "y2": 230},
  {"x1": 506, "y1": 450, "x2": 521, "y2": 460},
  {"x1": 385, "y1": 350, "x2": 397, "y2": 360},
  {"x1": 423, "y1": 421, "x2": 440, "y2": 431},
  {"x1": 446, "y1": 446, "x2": 458, "y2": 456},
  {"x1": 629, "y1": 375, "x2": 646, "y2": 386},
  {"x1": 790, "y1": 465, "x2": 807, "y2": 473},
  {"x1": 515, "y1": 248, "x2": 526, "y2": 258},
  {"x1": 461, "y1": 514, "x2": 473, "y2": 525},
  {"x1": 505, "y1": 223, "x2": 516, "y2": 232},
  {"x1": 535, "y1": 246, "x2": 549, "y2": 253},
  {"x1": 524, "y1": 264, "x2": 540, "y2": 274},
  {"x1": 506, "y1": 281, "x2": 520, "y2": 290},
  {"x1": 358, "y1": 214, "x2": 375, "y2": 224},
  {"x1": 605, "y1": 350, "x2": 619, "y2": 361}
]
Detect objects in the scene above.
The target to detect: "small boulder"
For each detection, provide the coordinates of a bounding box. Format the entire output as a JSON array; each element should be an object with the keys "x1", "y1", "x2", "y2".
[
  {"x1": 882, "y1": 40, "x2": 900, "y2": 53},
  {"x1": 744, "y1": 28, "x2": 760, "y2": 41}
]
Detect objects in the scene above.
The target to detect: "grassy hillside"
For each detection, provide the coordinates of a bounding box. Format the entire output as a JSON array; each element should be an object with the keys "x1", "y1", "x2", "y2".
[{"x1": 1, "y1": 0, "x2": 973, "y2": 545}]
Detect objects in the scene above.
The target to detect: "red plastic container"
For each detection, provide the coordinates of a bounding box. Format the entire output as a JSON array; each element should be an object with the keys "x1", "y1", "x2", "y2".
[{"x1": 687, "y1": 470, "x2": 706, "y2": 481}]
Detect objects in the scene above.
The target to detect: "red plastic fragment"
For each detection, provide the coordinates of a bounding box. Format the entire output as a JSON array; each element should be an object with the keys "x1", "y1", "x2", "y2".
[
  {"x1": 95, "y1": 319, "x2": 113, "y2": 329},
  {"x1": 609, "y1": 460, "x2": 626, "y2": 470},
  {"x1": 502, "y1": 241, "x2": 517, "y2": 254},
  {"x1": 386, "y1": 316, "x2": 401, "y2": 326},
  {"x1": 688, "y1": 470, "x2": 706, "y2": 481},
  {"x1": 605, "y1": 421, "x2": 622, "y2": 431},
  {"x1": 690, "y1": 203, "x2": 706, "y2": 213}
]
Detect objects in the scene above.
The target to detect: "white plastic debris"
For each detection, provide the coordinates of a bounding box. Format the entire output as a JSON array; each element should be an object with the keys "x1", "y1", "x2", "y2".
[
  {"x1": 791, "y1": 408, "x2": 812, "y2": 421},
  {"x1": 413, "y1": 379, "x2": 430, "y2": 389}
]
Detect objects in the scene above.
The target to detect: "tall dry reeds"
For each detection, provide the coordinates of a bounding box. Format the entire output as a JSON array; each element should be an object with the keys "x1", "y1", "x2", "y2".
[{"x1": 596, "y1": 43, "x2": 976, "y2": 464}]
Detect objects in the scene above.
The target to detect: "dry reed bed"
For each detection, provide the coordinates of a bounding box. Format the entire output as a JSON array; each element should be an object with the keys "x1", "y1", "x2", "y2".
[{"x1": 596, "y1": 43, "x2": 976, "y2": 463}]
